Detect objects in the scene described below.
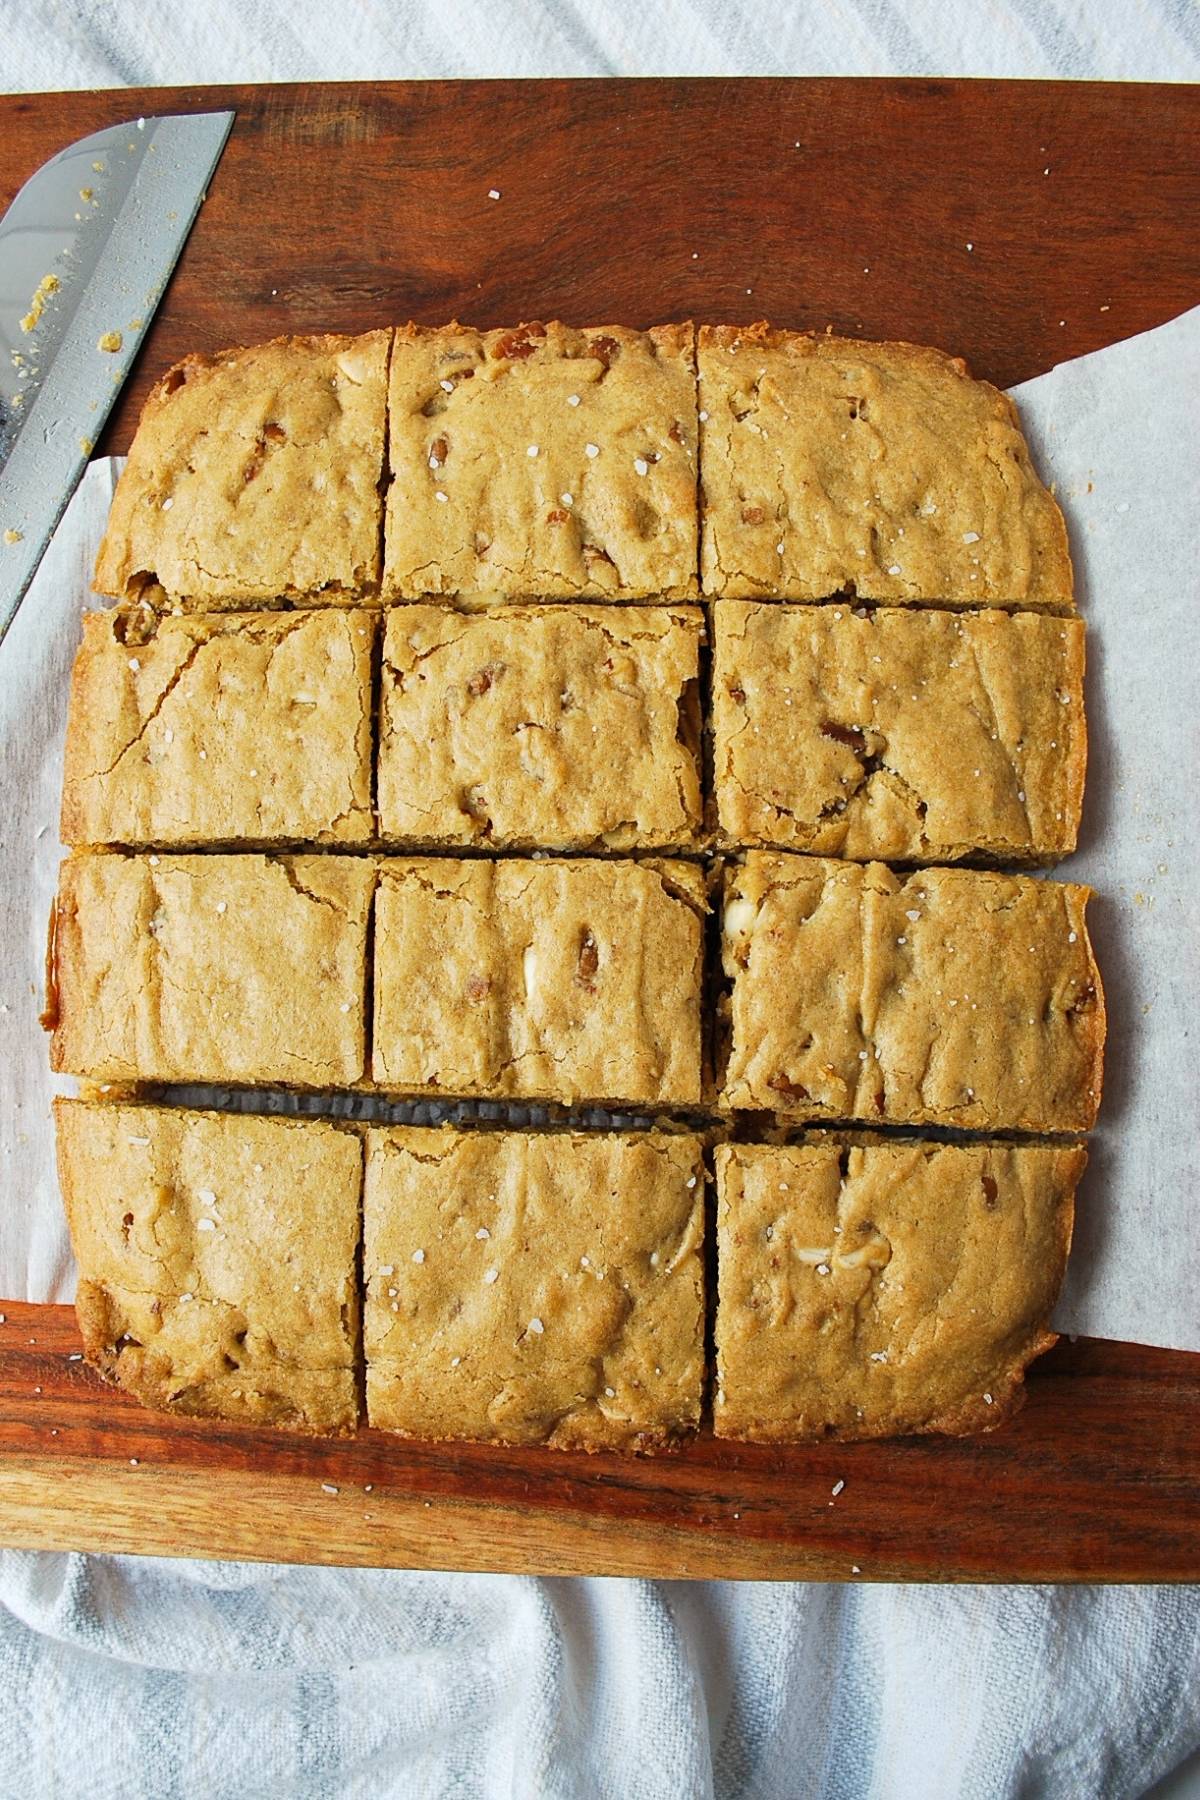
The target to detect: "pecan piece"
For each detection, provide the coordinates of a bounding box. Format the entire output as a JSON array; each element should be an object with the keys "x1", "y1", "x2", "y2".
[{"x1": 493, "y1": 324, "x2": 544, "y2": 361}]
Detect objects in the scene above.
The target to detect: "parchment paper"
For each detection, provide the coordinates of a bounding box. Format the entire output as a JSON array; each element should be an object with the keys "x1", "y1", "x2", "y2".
[{"x1": 2, "y1": 312, "x2": 1196, "y2": 1348}]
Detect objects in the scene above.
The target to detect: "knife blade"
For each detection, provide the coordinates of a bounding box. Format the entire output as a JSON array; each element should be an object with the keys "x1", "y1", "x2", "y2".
[{"x1": 0, "y1": 109, "x2": 234, "y2": 645}]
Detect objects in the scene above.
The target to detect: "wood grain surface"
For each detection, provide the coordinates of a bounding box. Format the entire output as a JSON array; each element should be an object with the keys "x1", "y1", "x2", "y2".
[
  {"x1": 2, "y1": 1303, "x2": 1198, "y2": 1581},
  {"x1": 0, "y1": 80, "x2": 1197, "y2": 455},
  {"x1": 1, "y1": 78, "x2": 1198, "y2": 1581}
]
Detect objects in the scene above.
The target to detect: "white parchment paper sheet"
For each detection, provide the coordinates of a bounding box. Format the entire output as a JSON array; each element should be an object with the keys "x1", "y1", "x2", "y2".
[
  {"x1": 1012, "y1": 307, "x2": 1200, "y2": 1350},
  {"x1": 1, "y1": 312, "x2": 1196, "y2": 1349}
]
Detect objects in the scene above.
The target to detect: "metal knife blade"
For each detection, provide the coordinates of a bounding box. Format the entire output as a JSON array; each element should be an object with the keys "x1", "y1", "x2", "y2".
[{"x1": 0, "y1": 110, "x2": 234, "y2": 645}]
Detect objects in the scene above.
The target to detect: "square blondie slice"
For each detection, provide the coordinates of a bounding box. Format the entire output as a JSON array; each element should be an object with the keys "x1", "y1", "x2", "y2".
[
  {"x1": 698, "y1": 326, "x2": 1073, "y2": 608},
  {"x1": 713, "y1": 603, "x2": 1086, "y2": 862},
  {"x1": 720, "y1": 855, "x2": 1104, "y2": 1133},
  {"x1": 714, "y1": 1138, "x2": 1083, "y2": 1441},
  {"x1": 93, "y1": 331, "x2": 391, "y2": 605},
  {"x1": 47, "y1": 853, "x2": 374, "y2": 1087},
  {"x1": 364, "y1": 1127, "x2": 705, "y2": 1451},
  {"x1": 373, "y1": 858, "x2": 705, "y2": 1105},
  {"x1": 383, "y1": 321, "x2": 698, "y2": 601},
  {"x1": 61, "y1": 609, "x2": 374, "y2": 847},
  {"x1": 56, "y1": 1099, "x2": 362, "y2": 1434},
  {"x1": 378, "y1": 603, "x2": 703, "y2": 849}
]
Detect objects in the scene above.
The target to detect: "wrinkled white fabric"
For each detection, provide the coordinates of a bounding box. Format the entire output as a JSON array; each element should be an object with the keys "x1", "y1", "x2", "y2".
[
  {"x1": 2, "y1": 6, "x2": 1198, "y2": 1798},
  {"x1": 1, "y1": 1553, "x2": 1199, "y2": 1799}
]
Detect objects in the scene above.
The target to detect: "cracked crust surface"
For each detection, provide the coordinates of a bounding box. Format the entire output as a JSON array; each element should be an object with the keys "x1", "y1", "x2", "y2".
[
  {"x1": 61, "y1": 609, "x2": 374, "y2": 847},
  {"x1": 720, "y1": 855, "x2": 1104, "y2": 1132},
  {"x1": 382, "y1": 322, "x2": 698, "y2": 601},
  {"x1": 57, "y1": 1099, "x2": 361, "y2": 1434},
  {"x1": 48, "y1": 853, "x2": 373, "y2": 1086},
  {"x1": 364, "y1": 1127, "x2": 704, "y2": 1450},
  {"x1": 698, "y1": 326, "x2": 1073, "y2": 607},
  {"x1": 93, "y1": 331, "x2": 391, "y2": 605},
  {"x1": 372, "y1": 858, "x2": 705, "y2": 1104},
  {"x1": 713, "y1": 603, "x2": 1086, "y2": 861},
  {"x1": 378, "y1": 603, "x2": 703, "y2": 849},
  {"x1": 714, "y1": 1138, "x2": 1082, "y2": 1441}
]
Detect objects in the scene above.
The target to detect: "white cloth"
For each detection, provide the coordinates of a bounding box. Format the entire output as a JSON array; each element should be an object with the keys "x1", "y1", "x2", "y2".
[
  {"x1": 2, "y1": 6, "x2": 1199, "y2": 1799},
  {"x1": 1, "y1": 1554, "x2": 1199, "y2": 1800}
]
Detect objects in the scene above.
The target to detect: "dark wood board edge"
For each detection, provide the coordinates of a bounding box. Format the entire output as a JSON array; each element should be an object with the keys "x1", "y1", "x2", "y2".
[
  {"x1": 2, "y1": 1305, "x2": 1197, "y2": 1581},
  {"x1": 1, "y1": 79, "x2": 1197, "y2": 454}
]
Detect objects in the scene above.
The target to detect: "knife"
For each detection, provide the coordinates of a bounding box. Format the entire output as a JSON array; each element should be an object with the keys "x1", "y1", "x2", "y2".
[{"x1": 0, "y1": 110, "x2": 234, "y2": 645}]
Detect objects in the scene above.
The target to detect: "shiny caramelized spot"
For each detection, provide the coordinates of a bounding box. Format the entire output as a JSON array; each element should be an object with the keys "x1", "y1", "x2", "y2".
[
  {"x1": 588, "y1": 334, "x2": 621, "y2": 370},
  {"x1": 740, "y1": 504, "x2": 765, "y2": 525},
  {"x1": 727, "y1": 684, "x2": 746, "y2": 705},
  {"x1": 820, "y1": 720, "x2": 867, "y2": 754},
  {"x1": 767, "y1": 1073, "x2": 809, "y2": 1102},
  {"x1": 430, "y1": 435, "x2": 448, "y2": 463},
  {"x1": 493, "y1": 324, "x2": 544, "y2": 361},
  {"x1": 466, "y1": 974, "x2": 492, "y2": 1003},
  {"x1": 576, "y1": 929, "x2": 600, "y2": 990},
  {"x1": 242, "y1": 422, "x2": 287, "y2": 484},
  {"x1": 668, "y1": 420, "x2": 684, "y2": 444},
  {"x1": 981, "y1": 1174, "x2": 999, "y2": 1208},
  {"x1": 546, "y1": 508, "x2": 569, "y2": 525}
]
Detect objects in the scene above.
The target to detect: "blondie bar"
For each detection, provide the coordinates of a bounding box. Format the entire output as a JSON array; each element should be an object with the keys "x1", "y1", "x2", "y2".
[
  {"x1": 698, "y1": 327, "x2": 1073, "y2": 607},
  {"x1": 364, "y1": 1127, "x2": 705, "y2": 1450},
  {"x1": 378, "y1": 603, "x2": 703, "y2": 849},
  {"x1": 382, "y1": 322, "x2": 698, "y2": 600},
  {"x1": 720, "y1": 855, "x2": 1104, "y2": 1132},
  {"x1": 714, "y1": 1138, "x2": 1083, "y2": 1440},
  {"x1": 372, "y1": 858, "x2": 705, "y2": 1105},
  {"x1": 47, "y1": 853, "x2": 373, "y2": 1086},
  {"x1": 93, "y1": 331, "x2": 391, "y2": 605},
  {"x1": 713, "y1": 603, "x2": 1086, "y2": 861},
  {"x1": 56, "y1": 1099, "x2": 362, "y2": 1433},
  {"x1": 61, "y1": 609, "x2": 374, "y2": 847}
]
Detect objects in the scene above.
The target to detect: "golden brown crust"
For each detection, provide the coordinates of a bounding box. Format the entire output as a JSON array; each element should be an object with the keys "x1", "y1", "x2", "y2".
[
  {"x1": 363, "y1": 1127, "x2": 704, "y2": 1450},
  {"x1": 720, "y1": 855, "x2": 1105, "y2": 1132},
  {"x1": 58, "y1": 1099, "x2": 362, "y2": 1436},
  {"x1": 378, "y1": 603, "x2": 704, "y2": 849},
  {"x1": 698, "y1": 325, "x2": 1073, "y2": 607},
  {"x1": 48, "y1": 852, "x2": 373, "y2": 1086},
  {"x1": 383, "y1": 320, "x2": 698, "y2": 601},
  {"x1": 713, "y1": 1138, "x2": 1082, "y2": 1442},
  {"x1": 61, "y1": 609, "x2": 375, "y2": 847},
  {"x1": 94, "y1": 330, "x2": 391, "y2": 605},
  {"x1": 372, "y1": 858, "x2": 705, "y2": 1106},
  {"x1": 712, "y1": 603, "x2": 1087, "y2": 861}
]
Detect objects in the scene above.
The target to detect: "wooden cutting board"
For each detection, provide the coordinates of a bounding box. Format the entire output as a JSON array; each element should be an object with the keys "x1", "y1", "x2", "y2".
[{"x1": 1, "y1": 78, "x2": 1198, "y2": 1582}]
